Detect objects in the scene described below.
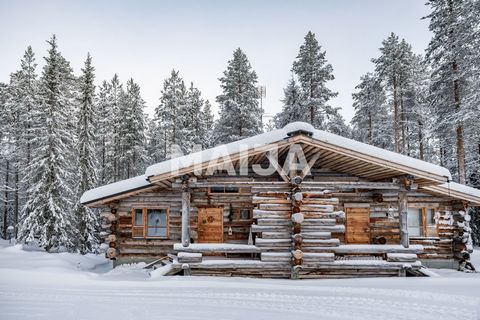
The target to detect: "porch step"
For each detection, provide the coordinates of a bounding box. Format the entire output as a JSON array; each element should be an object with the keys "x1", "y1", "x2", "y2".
[{"x1": 173, "y1": 243, "x2": 261, "y2": 254}]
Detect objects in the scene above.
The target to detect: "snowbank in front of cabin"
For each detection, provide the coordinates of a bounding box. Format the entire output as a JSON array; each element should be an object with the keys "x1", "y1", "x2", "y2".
[{"x1": 0, "y1": 241, "x2": 479, "y2": 320}]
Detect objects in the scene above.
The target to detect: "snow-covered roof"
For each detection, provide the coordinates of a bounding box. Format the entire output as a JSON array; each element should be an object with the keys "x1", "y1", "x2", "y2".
[
  {"x1": 80, "y1": 175, "x2": 151, "y2": 205},
  {"x1": 82, "y1": 122, "x2": 457, "y2": 205},
  {"x1": 145, "y1": 122, "x2": 451, "y2": 180},
  {"x1": 422, "y1": 182, "x2": 480, "y2": 206}
]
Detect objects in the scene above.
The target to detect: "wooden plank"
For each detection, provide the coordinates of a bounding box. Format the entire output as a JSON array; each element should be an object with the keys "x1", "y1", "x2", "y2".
[
  {"x1": 197, "y1": 207, "x2": 224, "y2": 243},
  {"x1": 345, "y1": 207, "x2": 370, "y2": 244}
]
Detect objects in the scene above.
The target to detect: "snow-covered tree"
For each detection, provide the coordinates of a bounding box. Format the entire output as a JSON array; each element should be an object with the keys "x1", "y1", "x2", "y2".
[
  {"x1": 372, "y1": 33, "x2": 413, "y2": 154},
  {"x1": 74, "y1": 53, "x2": 99, "y2": 253},
  {"x1": 109, "y1": 74, "x2": 124, "y2": 181},
  {"x1": 18, "y1": 35, "x2": 78, "y2": 251},
  {"x1": 351, "y1": 73, "x2": 391, "y2": 148},
  {"x1": 151, "y1": 70, "x2": 186, "y2": 161},
  {"x1": 214, "y1": 48, "x2": 262, "y2": 144},
  {"x1": 292, "y1": 31, "x2": 337, "y2": 129},
  {"x1": 181, "y1": 83, "x2": 205, "y2": 153},
  {"x1": 117, "y1": 78, "x2": 147, "y2": 179},
  {"x1": 425, "y1": 0, "x2": 480, "y2": 183},
  {"x1": 2, "y1": 47, "x2": 40, "y2": 237},
  {"x1": 200, "y1": 100, "x2": 214, "y2": 149},
  {"x1": 274, "y1": 77, "x2": 305, "y2": 128},
  {"x1": 96, "y1": 80, "x2": 114, "y2": 185}
]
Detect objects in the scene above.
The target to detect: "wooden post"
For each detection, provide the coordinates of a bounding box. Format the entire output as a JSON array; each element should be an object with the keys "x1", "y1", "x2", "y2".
[
  {"x1": 397, "y1": 176, "x2": 413, "y2": 248},
  {"x1": 181, "y1": 177, "x2": 191, "y2": 247}
]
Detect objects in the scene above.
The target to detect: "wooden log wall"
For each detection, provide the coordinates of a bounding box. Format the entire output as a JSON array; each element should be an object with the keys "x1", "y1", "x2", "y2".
[{"x1": 96, "y1": 168, "x2": 461, "y2": 267}]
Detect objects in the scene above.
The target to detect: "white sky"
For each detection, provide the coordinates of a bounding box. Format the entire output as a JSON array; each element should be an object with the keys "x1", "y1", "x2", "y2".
[{"x1": 0, "y1": 0, "x2": 432, "y2": 123}]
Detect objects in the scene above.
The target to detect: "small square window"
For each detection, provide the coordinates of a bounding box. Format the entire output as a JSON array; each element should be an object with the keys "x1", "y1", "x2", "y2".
[{"x1": 239, "y1": 208, "x2": 252, "y2": 220}]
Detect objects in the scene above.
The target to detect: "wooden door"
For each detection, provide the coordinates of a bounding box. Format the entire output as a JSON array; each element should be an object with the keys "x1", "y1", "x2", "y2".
[
  {"x1": 345, "y1": 207, "x2": 370, "y2": 244},
  {"x1": 197, "y1": 207, "x2": 224, "y2": 243}
]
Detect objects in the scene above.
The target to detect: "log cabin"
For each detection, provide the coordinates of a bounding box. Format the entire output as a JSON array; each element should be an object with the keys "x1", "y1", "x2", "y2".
[{"x1": 81, "y1": 122, "x2": 480, "y2": 278}]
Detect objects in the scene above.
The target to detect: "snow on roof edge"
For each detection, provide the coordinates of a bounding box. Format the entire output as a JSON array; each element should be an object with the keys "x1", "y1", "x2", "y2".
[
  {"x1": 80, "y1": 175, "x2": 151, "y2": 205},
  {"x1": 82, "y1": 122, "x2": 454, "y2": 205},
  {"x1": 423, "y1": 182, "x2": 480, "y2": 205},
  {"x1": 145, "y1": 121, "x2": 452, "y2": 180}
]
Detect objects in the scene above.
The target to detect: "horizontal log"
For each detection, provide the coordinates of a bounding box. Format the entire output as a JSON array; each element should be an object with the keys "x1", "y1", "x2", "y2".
[
  {"x1": 302, "y1": 219, "x2": 336, "y2": 226},
  {"x1": 177, "y1": 252, "x2": 203, "y2": 263},
  {"x1": 386, "y1": 253, "x2": 418, "y2": 262}
]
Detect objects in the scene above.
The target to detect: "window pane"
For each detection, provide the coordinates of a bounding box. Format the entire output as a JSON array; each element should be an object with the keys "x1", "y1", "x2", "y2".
[
  {"x1": 134, "y1": 209, "x2": 143, "y2": 226},
  {"x1": 147, "y1": 209, "x2": 167, "y2": 227},
  {"x1": 147, "y1": 227, "x2": 166, "y2": 237},
  {"x1": 240, "y1": 208, "x2": 251, "y2": 220},
  {"x1": 225, "y1": 186, "x2": 239, "y2": 193},
  {"x1": 426, "y1": 209, "x2": 435, "y2": 225},
  {"x1": 210, "y1": 186, "x2": 225, "y2": 193},
  {"x1": 407, "y1": 208, "x2": 422, "y2": 236}
]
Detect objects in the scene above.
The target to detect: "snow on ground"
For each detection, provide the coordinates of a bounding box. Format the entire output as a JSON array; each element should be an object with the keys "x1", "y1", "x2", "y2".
[{"x1": 0, "y1": 241, "x2": 479, "y2": 320}]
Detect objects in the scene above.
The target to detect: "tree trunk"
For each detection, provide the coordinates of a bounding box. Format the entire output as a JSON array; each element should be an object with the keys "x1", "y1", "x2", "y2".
[
  {"x1": 393, "y1": 77, "x2": 400, "y2": 153},
  {"x1": 418, "y1": 120, "x2": 424, "y2": 161},
  {"x1": 453, "y1": 69, "x2": 466, "y2": 184},
  {"x1": 368, "y1": 111, "x2": 373, "y2": 145},
  {"x1": 400, "y1": 92, "x2": 406, "y2": 154},
  {"x1": 14, "y1": 169, "x2": 18, "y2": 238},
  {"x1": 3, "y1": 160, "x2": 9, "y2": 239}
]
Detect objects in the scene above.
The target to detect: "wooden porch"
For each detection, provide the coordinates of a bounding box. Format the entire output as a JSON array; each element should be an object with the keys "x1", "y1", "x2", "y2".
[{"x1": 166, "y1": 242, "x2": 426, "y2": 278}]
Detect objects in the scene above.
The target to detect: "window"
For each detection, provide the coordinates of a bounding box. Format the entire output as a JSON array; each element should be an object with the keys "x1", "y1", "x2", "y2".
[
  {"x1": 408, "y1": 207, "x2": 437, "y2": 238},
  {"x1": 407, "y1": 208, "x2": 423, "y2": 237},
  {"x1": 209, "y1": 186, "x2": 239, "y2": 194},
  {"x1": 131, "y1": 208, "x2": 169, "y2": 238},
  {"x1": 238, "y1": 208, "x2": 252, "y2": 220}
]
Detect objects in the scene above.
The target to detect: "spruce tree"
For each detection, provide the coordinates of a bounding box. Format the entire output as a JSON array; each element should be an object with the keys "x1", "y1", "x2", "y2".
[
  {"x1": 351, "y1": 73, "x2": 392, "y2": 149},
  {"x1": 96, "y1": 80, "x2": 114, "y2": 185},
  {"x1": 74, "y1": 53, "x2": 99, "y2": 253},
  {"x1": 214, "y1": 48, "x2": 262, "y2": 144},
  {"x1": 372, "y1": 33, "x2": 412, "y2": 154},
  {"x1": 4, "y1": 47, "x2": 40, "y2": 237},
  {"x1": 181, "y1": 82, "x2": 205, "y2": 153},
  {"x1": 292, "y1": 31, "x2": 337, "y2": 129},
  {"x1": 109, "y1": 74, "x2": 124, "y2": 181},
  {"x1": 425, "y1": 0, "x2": 480, "y2": 183},
  {"x1": 200, "y1": 100, "x2": 214, "y2": 149},
  {"x1": 117, "y1": 78, "x2": 147, "y2": 179},
  {"x1": 18, "y1": 35, "x2": 78, "y2": 251},
  {"x1": 274, "y1": 77, "x2": 305, "y2": 128},
  {"x1": 152, "y1": 70, "x2": 186, "y2": 160}
]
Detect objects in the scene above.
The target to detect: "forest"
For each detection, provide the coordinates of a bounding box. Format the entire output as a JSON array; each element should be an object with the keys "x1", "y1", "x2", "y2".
[{"x1": 0, "y1": 0, "x2": 479, "y2": 252}]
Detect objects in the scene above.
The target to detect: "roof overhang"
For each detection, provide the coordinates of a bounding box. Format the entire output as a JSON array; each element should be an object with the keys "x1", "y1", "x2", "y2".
[
  {"x1": 82, "y1": 122, "x2": 457, "y2": 206},
  {"x1": 421, "y1": 182, "x2": 480, "y2": 206}
]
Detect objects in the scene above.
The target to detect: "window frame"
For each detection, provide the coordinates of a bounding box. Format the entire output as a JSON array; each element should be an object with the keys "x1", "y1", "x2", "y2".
[
  {"x1": 131, "y1": 207, "x2": 170, "y2": 239},
  {"x1": 208, "y1": 186, "x2": 241, "y2": 195},
  {"x1": 408, "y1": 206, "x2": 437, "y2": 238}
]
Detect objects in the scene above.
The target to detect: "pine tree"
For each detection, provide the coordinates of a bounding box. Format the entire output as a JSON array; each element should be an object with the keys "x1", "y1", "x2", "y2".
[
  {"x1": 214, "y1": 48, "x2": 262, "y2": 144},
  {"x1": 96, "y1": 80, "x2": 114, "y2": 185},
  {"x1": 292, "y1": 31, "x2": 337, "y2": 129},
  {"x1": 109, "y1": 74, "x2": 124, "y2": 181},
  {"x1": 152, "y1": 70, "x2": 186, "y2": 160},
  {"x1": 7, "y1": 47, "x2": 40, "y2": 238},
  {"x1": 0, "y1": 82, "x2": 13, "y2": 239},
  {"x1": 74, "y1": 53, "x2": 99, "y2": 253},
  {"x1": 274, "y1": 77, "x2": 306, "y2": 128},
  {"x1": 200, "y1": 100, "x2": 214, "y2": 149},
  {"x1": 372, "y1": 33, "x2": 412, "y2": 154},
  {"x1": 351, "y1": 73, "x2": 392, "y2": 149},
  {"x1": 117, "y1": 78, "x2": 147, "y2": 179},
  {"x1": 18, "y1": 35, "x2": 78, "y2": 251},
  {"x1": 425, "y1": 0, "x2": 480, "y2": 183},
  {"x1": 181, "y1": 83, "x2": 205, "y2": 153}
]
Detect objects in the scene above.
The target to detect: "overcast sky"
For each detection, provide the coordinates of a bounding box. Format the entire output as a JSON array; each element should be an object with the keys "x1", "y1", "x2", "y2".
[{"x1": 0, "y1": 0, "x2": 432, "y2": 123}]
